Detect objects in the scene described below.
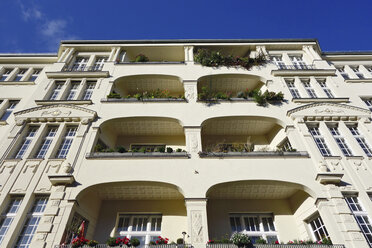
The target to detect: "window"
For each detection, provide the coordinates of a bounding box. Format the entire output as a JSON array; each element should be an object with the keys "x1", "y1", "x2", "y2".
[
  {"x1": 15, "y1": 127, "x2": 39, "y2": 159},
  {"x1": 317, "y1": 79, "x2": 334, "y2": 98},
  {"x1": 348, "y1": 126, "x2": 372, "y2": 157},
  {"x1": 92, "y1": 57, "x2": 107, "y2": 71},
  {"x1": 65, "y1": 213, "x2": 89, "y2": 244},
  {"x1": 35, "y1": 126, "x2": 58, "y2": 159},
  {"x1": 289, "y1": 55, "x2": 307, "y2": 69},
  {"x1": 14, "y1": 69, "x2": 27, "y2": 82},
  {"x1": 362, "y1": 99, "x2": 372, "y2": 111},
  {"x1": 229, "y1": 214, "x2": 278, "y2": 244},
  {"x1": 66, "y1": 81, "x2": 80, "y2": 100},
  {"x1": 270, "y1": 56, "x2": 286, "y2": 69},
  {"x1": 49, "y1": 81, "x2": 64, "y2": 100},
  {"x1": 309, "y1": 126, "x2": 332, "y2": 156},
  {"x1": 71, "y1": 57, "x2": 88, "y2": 71},
  {"x1": 15, "y1": 197, "x2": 48, "y2": 248},
  {"x1": 336, "y1": 66, "x2": 349, "y2": 79},
  {"x1": 0, "y1": 100, "x2": 19, "y2": 121},
  {"x1": 328, "y1": 126, "x2": 353, "y2": 156},
  {"x1": 0, "y1": 197, "x2": 23, "y2": 245},
  {"x1": 116, "y1": 214, "x2": 162, "y2": 248},
  {"x1": 0, "y1": 69, "x2": 13, "y2": 81},
  {"x1": 82, "y1": 81, "x2": 96, "y2": 100},
  {"x1": 56, "y1": 127, "x2": 77, "y2": 158},
  {"x1": 278, "y1": 139, "x2": 293, "y2": 152},
  {"x1": 29, "y1": 69, "x2": 41, "y2": 82},
  {"x1": 285, "y1": 79, "x2": 301, "y2": 98},
  {"x1": 301, "y1": 79, "x2": 317, "y2": 98},
  {"x1": 351, "y1": 66, "x2": 365, "y2": 79},
  {"x1": 308, "y1": 215, "x2": 330, "y2": 242},
  {"x1": 345, "y1": 196, "x2": 372, "y2": 246},
  {"x1": 366, "y1": 66, "x2": 372, "y2": 76}
]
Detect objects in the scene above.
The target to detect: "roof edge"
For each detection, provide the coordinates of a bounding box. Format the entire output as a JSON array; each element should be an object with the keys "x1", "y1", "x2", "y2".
[{"x1": 0, "y1": 53, "x2": 57, "y2": 57}]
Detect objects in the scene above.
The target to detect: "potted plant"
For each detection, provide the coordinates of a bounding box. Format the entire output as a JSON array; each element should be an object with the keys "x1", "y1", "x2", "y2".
[
  {"x1": 155, "y1": 236, "x2": 169, "y2": 244},
  {"x1": 230, "y1": 233, "x2": 252, "y2": 248},
  {"x1": 134, "y1": 54, "x2": 149, "y2": 62},
  {"x1": 131, "y1": 238, "x2": 140, "y2": 247}
]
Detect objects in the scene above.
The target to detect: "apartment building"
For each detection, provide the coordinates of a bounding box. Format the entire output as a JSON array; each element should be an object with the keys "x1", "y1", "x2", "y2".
[{"x1": 0, "y1": 39, "x2": 372, "y2": 248}]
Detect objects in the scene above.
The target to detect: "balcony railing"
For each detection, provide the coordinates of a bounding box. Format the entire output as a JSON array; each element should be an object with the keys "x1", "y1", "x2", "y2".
[
  {"x1": 207, "y1": 244, "x2": 344, "y2": 248},
  {"x1": 277, "y1": 65, "x2": 316, "y2": 70},
  {"x1": 86, "y1": 151, "x2": 190, "y2": 159},
  {"x1": 198, "y1": 151, "x2": 309, "y2": 158},
  {"x1": 61, "y1": 65, "x2": 104, "y2": 72},
  {"x1": 55, "y1": 245, "x2": 194, "y2": 248}
]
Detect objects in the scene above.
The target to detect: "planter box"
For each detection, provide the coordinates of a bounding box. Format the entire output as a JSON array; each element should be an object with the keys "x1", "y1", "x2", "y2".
[
  {"x1": 207, "y1": 244, "x2": 344, "y2": 248},
  {"x1": 199, "y1": 151, "x2": 309, "y2": 158},
  {"x1": 86, "y1": 152, "x2": 190, "y2": 159},
  {"x1": 102, "y1": 98, "x2": 186, "y2": 103}
]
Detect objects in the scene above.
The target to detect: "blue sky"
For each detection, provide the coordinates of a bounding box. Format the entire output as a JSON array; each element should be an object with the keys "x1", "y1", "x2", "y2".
[{"x1": 1, "y1": 0, "x2": 372, "y2": 53}]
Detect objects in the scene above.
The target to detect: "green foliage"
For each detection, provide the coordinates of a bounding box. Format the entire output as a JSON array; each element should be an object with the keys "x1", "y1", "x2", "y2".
[
  {"x1": 134, "y1": 54, "x2": 149, "y2": 62},
  {"x1": 87, "y1": 240, "x2": 98, "y2": 247},
  {"x1": 194, "y1": 48, "x2": 267, "y2": 70},
  {"x1": 106, "y1": 237, "x2": 117, "y2": 246},
  {"x1": 107, "y1": 92, "x2": 121, "y2": 99},
  {"x1": 131, "y1": 238, "x2": 140, "y2": 247},
  {"x1": 321, "y1": 238, "x2": 332, "y2": 245},
  {"x1": 231, "y1": 233, "x2": 252, "y2": 248},
  {"x1": 176, "y1": 238, "x2": 184, "y2": 244},
  {"x1": 116, "y1": 146, "x2": 127, "y2": 153},
  {"x1": 166, "y1": 147, "x2": 173, "y2": 153},
  {"x1": 126, "y1": 88, "x2": 182, "y2": 100},
  {"x1": 138, "y1": 147, "x2": 147, "y2": 153},
  {"x1": 255, "y1": 238, "x2": 266, "y2": 244},
  {"x1": 94, "y1": 143, "x2": 105, "y2": 152},
  {"x1": 156, "y1": 146, "x2": 166, "y2": 153},
  {"x1": 176, "y1": 148, "x2": 183, "y2": 152}
]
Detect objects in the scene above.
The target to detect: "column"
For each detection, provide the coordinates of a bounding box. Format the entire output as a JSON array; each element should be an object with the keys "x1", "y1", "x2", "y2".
[
  {"x1": 344, "y1": 65, "x2": 357, "y2": 79},
  {"x1": 61, "y1": 48, "x2": 76, "y2": 64},
  {"x1": 86, "y1": 54, "x2": 96, "y2": 70},
  {"x1": 184, "y1": 46, "x2": 194, "y2": 64},
  {"x1": 185, "y1": 198, "x2": 209, "y2": 248},
  {"x1": 184, "y1": 127, "x2": 202, "y2": 157},
  {"x1": 317, "y1": 185, "x2": 370, "y2": 248},
  {"x1": 310, "y1": 77, "x2": 327, "y2": 98},
  {"x1": 183, "y1": 80, "x2": 198, "y2": 103},
  {"x1": 57, "y1": 79, "x2": 71, "y2": 101},
  {"x1": 294, "y1": 77, "x2": 308, "y2": 98}
]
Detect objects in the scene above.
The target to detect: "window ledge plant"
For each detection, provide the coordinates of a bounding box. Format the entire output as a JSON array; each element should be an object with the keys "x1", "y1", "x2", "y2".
[{"x1": 107, "y1": 89, "x2": 186, "y2": 101}]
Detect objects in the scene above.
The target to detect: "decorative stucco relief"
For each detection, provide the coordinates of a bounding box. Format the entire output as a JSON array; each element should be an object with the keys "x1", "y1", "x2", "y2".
[{"x1": 191, "y1": 210, "x2": 203, "y2": 243}]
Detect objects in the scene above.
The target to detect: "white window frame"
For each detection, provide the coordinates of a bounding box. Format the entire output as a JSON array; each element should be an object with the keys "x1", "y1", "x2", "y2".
[
  {"x1": 229, "y1": 213, "x2": 279, "y2": 244},
  {"x1": 270, "y1": 56, "x2": 286, "y2": 69},
  {"x1": 285, "y1": 79, "x2": 301, "y2": 98},
  {"x1": 336, "y1": 66, "x2": 349, "y2": 79},
  {"x1": 15, "y1": 127, "x2": 39, "y2": 159},
  {"x1": 309, "y1": 126, "x2": 332, "y2": 156},
  {"x1": 115, "y1": 214, "x2": 162, "y2": 247},
  {"x1": 289, "y1": 55, "x2": 307, "y2": 69},
  {"x1": 317, "y1": 79, "x2": 334, "y2": 98},
  {"x1": 0, "y1": 69, "x2": 13, "y2": 81},
  {"x1": 71, "y1": 57, "x2": 88, "y2": 71},
  {"x1": 35, "y1": 126, "x2": 58, "y2": 159},
  {"x1": 307, "y1": 215, "x2": 330, "y2": 242},
  {"x1": 15, "y1": 196, "x2": 48, "y2": 248},
  {"x1": 29, "y1": 69, "x2": 41, "y2": 82},
  {"x1": 345, "y1": 196, "x2": 372, "y2": 247},
  {"x1": 362, "y1": 98, "x2": 372, "y2": 111},
  {"x1": 66, "y1": 81, "x2": 80, "y2": 100},
  {"x1": 351, "y1": 66, "x2": 365, "y2": 79},
  {"x1": 0, "y1": 197, "x2": 23, "y2": 245},
  {"x1": 13, "y1": 69, "x2": 27, "y2": 82},
  {"x1": 82, "y1": 81, "x2": 96, "y2": 100},
  {"x1": 56, "y1": 126, "x2": 77, "y2": 159},
  {"x1": 328, "y1": 126, "x2": 353, "y2": 156},
  {"x1": 0, "y1": 100, "x2": 19, "y2": 121},
  {"x1": 92, "y1": 57, "x2": 107, "y2": 71},
  {"x1": 49, "y1": 81, "x2": 64, "y2": 100},
  {"x1": 301, "y1": 79, "x2": 317, "y2": 98},
  {"x1": 348, "y1": 126, "x2": 372, "y2": 157}
]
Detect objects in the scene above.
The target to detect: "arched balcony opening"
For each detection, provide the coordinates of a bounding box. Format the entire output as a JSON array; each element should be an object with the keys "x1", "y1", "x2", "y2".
[
  {"x1": 206, "y1": 180, "x2": 319, "y2": 244},
  {"x1": 108, "y1": 75, "x2": 185, "y2": 101},
  {"x1": 91, "y1": 117, "x2": 187, "y2": 157},
  {"x1": 62, "y1": 182, "x2": 186, "y2": 247},
  {"x1": 200, "y1": 116, "x2": 289, "y2": 156},
  {"x1": 197, "y1": 74, "x2": 265, "y2": 101}
]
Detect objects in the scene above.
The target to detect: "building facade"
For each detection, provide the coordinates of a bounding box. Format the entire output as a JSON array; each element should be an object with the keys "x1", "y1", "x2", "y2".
[{"x1": 0, "y1": 39, "x2": 372, "y2": 248}]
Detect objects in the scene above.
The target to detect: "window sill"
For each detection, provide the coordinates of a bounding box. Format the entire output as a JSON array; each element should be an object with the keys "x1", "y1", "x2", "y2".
[
  {"x1": 271, "y1": 69, "x2": 336, "y2": 76},
  {"x1": 45, "y1": 71, "x2": 109, "y2": 78},
  {"x1": 344, "y1": 78, "x2": 372, "y2": 83},
  {"x1": 0, "y1": 120, "x2": 8, "y2": 125},
  {"x1": 35, "y1": 100, "x2": 92, "y2": 105},
  {"x1": 86, "y1": 152, "x2": 190, "y2": 159},
  {"x1": 292, "y1": 98, "x2": 349, "y2": 103},
  {"x1": 198, "y1": 151, "x2": 309, "y2": 158},
  {"x1": 0, "y1": 81, "x2": 35, "y2": 85},
  {"x1": 316, "y1": 173, "x2": 344, "y2": 185},
  {"x1": 101, "y1": 98, "x2": 187, "y2": 103}
]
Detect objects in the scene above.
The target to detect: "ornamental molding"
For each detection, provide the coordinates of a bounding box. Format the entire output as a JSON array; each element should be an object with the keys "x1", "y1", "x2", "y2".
[
  {"x1": 14, "y1": 104, "x2": 96, "y2": 124},
  {"x1": 287, "y1": 102, "x2": 370, "y2": 120}
]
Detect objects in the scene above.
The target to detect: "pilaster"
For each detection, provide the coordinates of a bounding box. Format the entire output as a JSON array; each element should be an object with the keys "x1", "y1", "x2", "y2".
[
  {"x1": 183, "y1": 80, "x2": 198, "y2": 103},
  {"x1": 184, "y1": 198, "x2": 209, "y2": 248},
  {"x1": 184, "y1": 126, "x2": 202, "y2": 157},
  {"x1": 184, "y1": 46, "x2": 194, "y2": 64}
]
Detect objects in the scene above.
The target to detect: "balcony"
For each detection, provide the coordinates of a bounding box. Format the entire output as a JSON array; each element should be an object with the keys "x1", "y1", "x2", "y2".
[
  {"x1": 54, "y1": 245, "x2": 344, "y2": 248},
  {"x1": 115, "y1": 46, "x2": 185, "y2": 64},
  {"x1": 46, "y1": 65, "x2": 109, "y2": 78},
  {"x1": 91, "y1": 117, "x2": 187, "y2": 158},
  {"x1": 200, "y1": 116, "x2": 305, "y2": 158},
  {"x1": 104, "y1": 75, "x2": 186, "y2": 102}
]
